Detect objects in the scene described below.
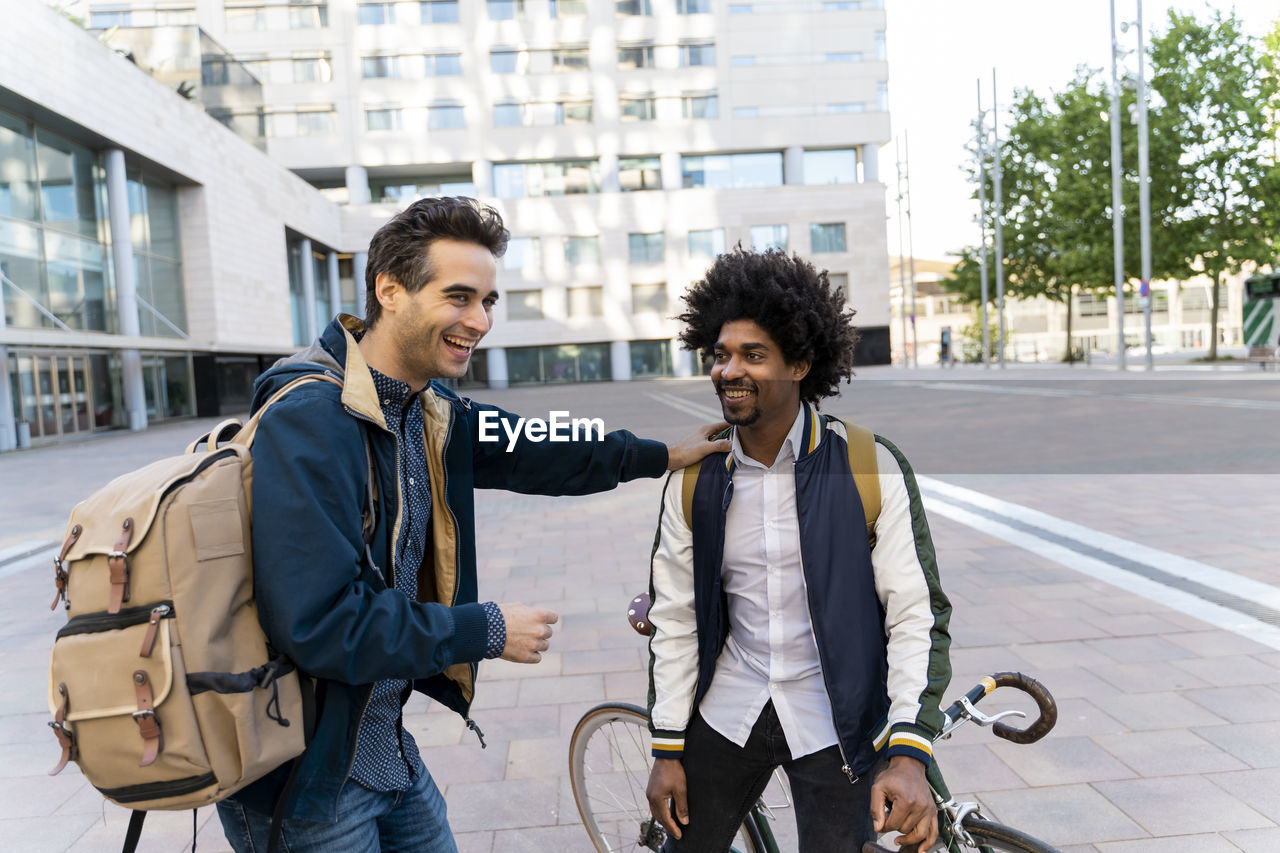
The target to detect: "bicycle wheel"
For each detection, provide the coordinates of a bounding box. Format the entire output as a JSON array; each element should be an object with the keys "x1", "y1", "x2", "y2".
[
  {"x1": 948, "y1": 816, "x2": 1060, "y2": 853},
  {"x1": 569, "y1": 702, "x2": 769, "y2": 853}
]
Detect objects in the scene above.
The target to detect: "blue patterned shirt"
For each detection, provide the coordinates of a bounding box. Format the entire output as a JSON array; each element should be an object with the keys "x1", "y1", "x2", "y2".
[{"x1": 349, "y1": 367, "x2": 505, "y2": 792}]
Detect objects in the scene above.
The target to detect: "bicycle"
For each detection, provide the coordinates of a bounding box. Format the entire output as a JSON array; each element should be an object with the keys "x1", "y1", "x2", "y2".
[{"x1": 568, "y1": 594, "x2": 1062, "y2": 853}]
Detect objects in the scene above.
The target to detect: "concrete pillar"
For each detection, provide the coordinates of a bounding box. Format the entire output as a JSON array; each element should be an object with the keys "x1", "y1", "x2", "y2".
[
  {"x1": 353, "y1": 252, "x2": 369, "y2": 319},
  {"x1": 660, "y1": 151, "x2": 683, "y2": 191},
  {"x1": 610, "y1": 340, "x2": 631, "y2": 381},
  {"x1": 672, "y1": 338, "x2": 694, "y2": 377},
  {"x1": 486, "y1": 347, "x2": 508, "y2": 389},
  {"x1": 299, "y1": 238, "x2": 318, "y2": 342},
  {"x1": 783, "y1": 145, "x2": 804, "y2": 186},
  {"x1": 472, "y1": 158, "x2": 493, "y2": 198},
  {"x1": 600, "y1": 152, "x2": 621, "y2": 193},
  {"x1": 0, "y1": 344, "x2": 14, "y2": 451},
  {"x1": 326, "y1": 250, "x2": 341, "y2": 321},
  {"x1": 345, "y1": 165, "x2": 371, "y2": 205},
  {"x1": 105, "y1": 149, "x2": 148, "y2": 432},
  {"x1": 860, "y1": 144, "x2": 879, "y2": 183}
]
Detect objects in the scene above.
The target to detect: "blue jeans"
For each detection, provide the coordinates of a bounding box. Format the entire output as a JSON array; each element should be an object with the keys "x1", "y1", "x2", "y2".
[{"x1": 217, "y1": 770, "x2": 457, "y2": 853}]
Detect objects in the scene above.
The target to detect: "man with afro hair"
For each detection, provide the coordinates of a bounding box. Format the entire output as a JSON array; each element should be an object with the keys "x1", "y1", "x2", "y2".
[{"x1": 644, "y1": 248, "x2": 952, "y2": 851}]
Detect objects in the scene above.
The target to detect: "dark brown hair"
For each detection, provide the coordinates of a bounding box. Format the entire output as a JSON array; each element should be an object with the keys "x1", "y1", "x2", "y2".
[{"x1": 364, "y1": 196, "x2": 509, "y2": 327}]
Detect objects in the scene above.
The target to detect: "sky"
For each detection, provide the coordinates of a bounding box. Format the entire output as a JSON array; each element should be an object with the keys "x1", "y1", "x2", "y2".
[{"x1": 885, "y1": 0, "x2": 1280, "y2": 262}]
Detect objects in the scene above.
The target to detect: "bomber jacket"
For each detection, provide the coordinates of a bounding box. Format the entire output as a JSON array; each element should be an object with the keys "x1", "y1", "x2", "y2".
[
  {"x1": 647, "y1": 404, "x2": 952, "y2": 779},
  {"x1": 234, "y1": 315, "x2": 668, "y2": 822}
]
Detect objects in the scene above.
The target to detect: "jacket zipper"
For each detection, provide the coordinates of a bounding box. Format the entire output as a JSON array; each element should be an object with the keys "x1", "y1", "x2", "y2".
[{"x1": 57, "y1": 600, "x2": 175, "y2": 639}]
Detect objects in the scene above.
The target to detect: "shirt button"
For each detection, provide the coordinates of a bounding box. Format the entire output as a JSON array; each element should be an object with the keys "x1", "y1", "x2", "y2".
[{"x1": 409, "y1": 477, "x2": 415, "y2": 485}]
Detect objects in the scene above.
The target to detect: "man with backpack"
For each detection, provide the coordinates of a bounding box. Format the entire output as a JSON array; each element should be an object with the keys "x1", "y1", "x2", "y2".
[
  {"x1": 644, "y1": 249, "x2": 953, "y2": 852},
  {"x1": 216, "y1": 197, "x2": 730, "y2": 850}
]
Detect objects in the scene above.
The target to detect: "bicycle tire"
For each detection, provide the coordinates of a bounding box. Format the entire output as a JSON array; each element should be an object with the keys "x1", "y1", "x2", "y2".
[
  {"x1": 955, "y1": 816, "x2": 1061, "y2": 853},
  {"x1": 569, "y1": 701, "x2": 770, "y2": 853}
]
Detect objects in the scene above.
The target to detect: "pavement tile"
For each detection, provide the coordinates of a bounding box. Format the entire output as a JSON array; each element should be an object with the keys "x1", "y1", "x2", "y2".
[
  {"x1": 603, "y1": 669, "x2": 649, "y2": 701},
  {"x1": 63, "y1": 805, "x2": 220, "y2": 852},
  {"x1": 1172, "y1": 655, "x2": 1280, "y2": 688},
  {"x1": 518, "y1": 674, "x2": 605, "y2": 708},
  {"x1": 479, "y1": 654, "x2": 564, "y2": 681},
  {"x1": 975, "y1": 783, "x2": 1146, "y2": 846},
  {"x1": 560, "y1": 647, "x2": 643, "y2": 675},
  {"x1": 1223, "y1": 827, "x2": 1280, "y2": 852},
  {"x1": 1094, "y1": 835, "x2": 1241, "y2": 852},
  {"x1": 1013, "y1": 618, "x2": 1102, "y2": 643},
  {"x1": 1193, "y1": 722, "x2": 1280, "y2": 769},
  {"x1": 1039, "y1": 697, "x2": 1130, "y2": 738},
  {"x1": 445, "y1": 779, "x2": 560, "y2": 833},
  {"x1": 455, "y1": 831, "x2": 494, "y2": 853},
  {"x1": 1093, "y1": 776, "x2": 1273, "y2": 836},
  {"x1": 491, "y1": 824, "x2": 592, "y2": 851},
  {"x1": 0, "y1": 773, "x2": 88, "y2": 819},
  {"x1": 0, "y1": 710, "x2": 53, "y2": 745},
  {"x1": 1010, "y1": 641, "x2": 1117, "y2": 670},
  {"x1": 1084, "y1": 613, "x2": 1185, "y2": 638},
  {"x1": 465, "y1": 704, "x2": 562, "y2": 742},
  {"x1": 934, "y1": 744, "x2": 1027, "y2": 795},
  {"x1": 505, "y1": 737, "x2": 566, "y2": 781},
  {"x1": 1181, "y1": 685, "x2": 1280, "y2": 724},
  {"x1": 1090, "y1": 691, "x2": 1229, "y2": 731},
  {"x1": 1206, "y1": 768, "x2": 1280, "y2": 822},
  {"x1": 1093, "y1": 729, "x2": 1247, "y2": 777},
  {"x1": 404, "y1": 708, "x2": 468, "y2": 747},
  {"x1": 1086, "y1": 635, "x2": 1196, "y2": 664},
  {"x1": 1163, "y1": 630, "x2": 1274, "y2": 657},
  {"x1": 1091, "y1": 661, "x2": 1211, "y2": 694},
  {"x1": 989, "y1": 736, "x2": 1136, "y2": 787},
  {"x1": 423, "y1": 741, "x2": 511, "y2": 786},
  {"x1": 1023, "y1": 667, "x2": 1123, "y2": 700}
]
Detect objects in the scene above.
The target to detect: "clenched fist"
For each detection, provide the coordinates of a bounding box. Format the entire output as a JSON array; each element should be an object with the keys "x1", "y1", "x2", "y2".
[{"x1": 497, "y1": 603, "x2": 559, "y2": 663}]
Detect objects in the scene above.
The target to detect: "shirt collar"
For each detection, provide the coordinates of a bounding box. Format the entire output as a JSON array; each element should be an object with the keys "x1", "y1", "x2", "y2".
[
  {"x1": 731, "y1": 404, "x2": 808, "y2": 470},
  {"x1": 367, "y1": 366, "x2": 420, "y2": 414}
]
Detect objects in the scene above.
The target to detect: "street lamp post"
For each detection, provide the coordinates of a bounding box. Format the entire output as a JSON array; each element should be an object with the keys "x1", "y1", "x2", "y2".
[
  {"x1": 1109, "y1": 0, "x2": 1128, "y2": 370},
  {"x1": 895, "y1": 136, "x2": 909, "y2": 368},
  {"x1": 992, "y1": 69, "x2": 1006, "y2": 368},
  {"x1": 976, "y1": 81, "x2": 990, "y2": 368},
  {"x1": 904, "y1": 131, "x2": 919, "y2": 369},
  {"x1": 1133, "y1": 0, "x2": 1154, "y2": 370}
]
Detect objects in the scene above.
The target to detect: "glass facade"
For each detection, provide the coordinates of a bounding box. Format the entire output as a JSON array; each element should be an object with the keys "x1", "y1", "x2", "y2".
[
  {"x1": 493, "y1": 160, "x2": 600, "y2": 198},
  {"x1": 682, "y1": 153, "x2": 783, "y2": 189},
  {"x1": 804, "y1": 149, "x2": 859, "y2": 185},
  {"x1": 630, "y1": 339, "x2": 673, "y2": 377},
  {"x1": 629, "y1": 233, "x2": 664, "y2": 264},
  {"x1": 127, "y1": 169, "x2": 187, "y2": 337},
  {"x1": 507, "y1": 343, "x2": 610, "y2": 384},
  {"x1": 810, "y1": 222, "x2": 847, "y2": 253}
]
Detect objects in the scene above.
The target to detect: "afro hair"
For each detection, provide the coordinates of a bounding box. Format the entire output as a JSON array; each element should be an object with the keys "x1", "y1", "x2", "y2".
[{"x1": 676, "y1": 247, "x2": 857, "y2": 404}]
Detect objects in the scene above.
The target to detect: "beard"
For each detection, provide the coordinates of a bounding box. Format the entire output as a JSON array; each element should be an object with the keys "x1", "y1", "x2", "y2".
[{"x1": 717, "y1": 382, "x2": 761, "y2": 426}]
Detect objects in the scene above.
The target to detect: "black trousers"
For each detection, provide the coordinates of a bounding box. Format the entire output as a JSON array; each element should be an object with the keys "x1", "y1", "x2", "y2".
[{"x1": 664, "y1": 702, "x2": 876, "y2": 853}]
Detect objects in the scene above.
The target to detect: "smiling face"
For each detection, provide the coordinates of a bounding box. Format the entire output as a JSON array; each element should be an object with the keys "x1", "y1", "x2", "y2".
[
  {"x1": 384, "y1": 238, "x2": 499, "y2": 382},
  {"x1": 711, "y1": 318, "x2": 809, "y2": 429}
]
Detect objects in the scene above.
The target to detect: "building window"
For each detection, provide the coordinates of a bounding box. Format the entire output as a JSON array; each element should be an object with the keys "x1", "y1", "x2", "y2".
[
  {"x1": 810, "y1": 223, "x2": 847, "y2": 253},
  {"x1": 494, "y1": 160, "x2": 600, "y2": 198},
  {"x1": 488, "y1": 0, "x2": 524, "y2": 20},
  {"x1": 750, "y1": 225, "x2": 788, "y2": 252},
  {"x1": 682, "y1": 92, "x2": 718, "y2": 119},
  {"x1": 357, "y1": 2, "x2": 394, "y2": 25},
  {"x1": 631, "y1": 285, "x2": 668, "y2": 315},
  {"x1": 507, "y1": 343, "x2": 611, "y2": 384},
  {"x1": 365, "y1": 107, "x2": 402, "y2": 131},
  {"x1": 677, "y1": 0, "x2": 711, "y2": 13},
  {"x1": 620, "y1": 95, "x2": 656, "y2": 122},
  {"x1": 361, "y1": 56, "x2": 399, "y2": 79},
  {"x1": 421, "y1": 0, "x2": 459, "y2": 22},
  {"x1": 825, "y1": 52, "x2": 862, "y2": 63},
  {"x1": 616, "y1": 0, "x2": 652, "y2": 14},
  {"x1": 617, "y1": 43, "x2": 655, "y2": 70},
  {"x1": 369, "y1": 175, "x2": 476, "y2": 203},
  {"x1": 506, "y1": 289, "x2": 543, "y2": 320},
  {"x1": 126, "y1": 171, "x2": 187, "y2": 338},
  {"x1": 490, "y1": 48, "x2": 520, "y2": 74},
  {"x1": 682, "y1": 152, "x2": 783, "y2": 189},
  {"x1": 225, "y1": 5, "x2": 266, "y2": 31},
  {"x1": 292, "y1": 52, "x2": 333, "y2": 83},
  {"x1": 630, "y1": 338, "x2": 673, "y2": 377},
  {"x1": 827, "y1": 272, "x2": 848, "y2": 294},
  {"x1": 629, "y1": 232, "x2": 665, "y2": 264},
  {"x1": 90, "y1": 9, "x2": 132, "y2": 27},
  {"x1": 274, "y1": 107, "x2": 337, "y2": 136},
  {"x1": 822, "y1": 1, "x2": 861, "y2": 8},
  {"x1": 559, "y1": 100, "x2": 593, "y2": 124},
  {"x1": 680, "y1": 41, "x2": 716, "y2": 67},
  {"x1": 619, "y1": 156, "x2": 661, "y2": 191},
  {"x1": 503, "y1": 237, "x2": 541, "y2": 273},
  {"x1": 729, "y1": 3, "x2": 752, "y2": 12},
  {"x1": 876, "y1": 31, "x2": 887, "y2": 60},
  {"x1": 550, "y1": 0, "x2": 588, "y2": 16},
  {"x1": 804, "y1": 148, "x2": 858, "y2": 184},
  {"x1": 731, "y1": 56, "x2": 755, "y2": 67},
  {"x1": 688, "y1": 228, "x2": 725, "y2": 259},
  {"x1": 878, "y1": 81, "x2": 889, "y2": 111},
  {"x1": 426, "y1": 53, "x2": 462, "y2": 76},
  {"x1": 289, "y1": 2, "x2": 328, "y2": 29},
  {"x1": 733, "y1": 107, "x2": 758, "y2": 118},
  {"x1": 552, "y1": 46, "x2": 590, "y2": 72},
  {"x1": 568, "y1": 286, "x2": 604, "y2": 318},
  {"x1": 494, "y1": 103, "x2": 524, "y2": 127},
  {"x1": 826, "y1": 102, "x2": 865, "y2": 114},
  {"x1": 428, "y1": 105, "x2": 465, "y2": 130},
  {"x1": 564, "y1": 236, "x2": 601, "y2": 266}
]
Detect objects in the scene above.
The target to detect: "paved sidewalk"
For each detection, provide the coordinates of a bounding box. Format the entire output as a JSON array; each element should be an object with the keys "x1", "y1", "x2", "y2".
[{"x1": 2, "y1": 374, "x2": 1278, "y2": 851}]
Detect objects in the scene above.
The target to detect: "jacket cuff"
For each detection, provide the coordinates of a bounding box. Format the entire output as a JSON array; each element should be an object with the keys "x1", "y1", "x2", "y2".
[
  {"x1": 450, "y1": 602, "x2": 491, "y2": 664},
  {"x1": 883, "y1": 722, "x2": 934, "y2": 767},
  {"x1": 651, "y1": 729, "x2": 685, "y2": 760},
  {"x1": 633, "y1": 437, "x2": 669, "y2": 479}
]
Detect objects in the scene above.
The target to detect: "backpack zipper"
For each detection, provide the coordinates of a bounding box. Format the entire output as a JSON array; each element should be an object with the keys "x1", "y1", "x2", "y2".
[{"x1": 56, "y1": 600, "x2": 175, "y2": 639}]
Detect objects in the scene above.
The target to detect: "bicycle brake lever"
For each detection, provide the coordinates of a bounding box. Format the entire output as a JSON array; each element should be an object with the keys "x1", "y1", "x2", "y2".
[{"x1": 958, "y1": 697, "x2": 1027, "y2": 727}]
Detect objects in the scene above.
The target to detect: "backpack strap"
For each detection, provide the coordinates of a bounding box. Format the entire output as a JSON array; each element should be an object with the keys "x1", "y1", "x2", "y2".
[
  {"x1": 680, "y1": 458, "x2": 702, "y2": 530},
  {"x1": 840, "y1": 419, "x2": 880, "y2": 548}
]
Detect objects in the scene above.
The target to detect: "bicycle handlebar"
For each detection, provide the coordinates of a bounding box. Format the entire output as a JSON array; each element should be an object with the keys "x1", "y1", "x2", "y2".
[{"x1": 942, "y1": 671, "x2": 1057, "y2": 744}]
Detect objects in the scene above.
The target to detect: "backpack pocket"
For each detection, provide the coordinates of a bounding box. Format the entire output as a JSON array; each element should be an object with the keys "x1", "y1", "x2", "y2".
[{"x1": 48, "y1": 602, "x2": 218, "y2": 809}]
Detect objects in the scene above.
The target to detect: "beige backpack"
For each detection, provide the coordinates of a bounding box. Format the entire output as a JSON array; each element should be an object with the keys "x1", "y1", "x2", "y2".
[{"x1": 46, "y1": 374, "x2": 354, "y2": 842}]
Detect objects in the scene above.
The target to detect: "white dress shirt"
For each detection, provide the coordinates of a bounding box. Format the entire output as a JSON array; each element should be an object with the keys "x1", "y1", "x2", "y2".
[{"x1": 698, "y1": 406, "x2": 839, "y2": 759}]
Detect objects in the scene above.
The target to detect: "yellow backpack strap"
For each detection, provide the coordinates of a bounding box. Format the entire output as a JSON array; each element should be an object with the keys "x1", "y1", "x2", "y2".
[
  {"x1": 841, "y1": 420, "x2": 880, "y2": 548},
  {"x1": 680, "y1": 459, "x2": 702, "y2": 530}
]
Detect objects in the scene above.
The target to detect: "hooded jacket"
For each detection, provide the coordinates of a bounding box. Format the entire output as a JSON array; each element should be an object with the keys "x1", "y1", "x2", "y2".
[
  {"x1": 234, "y1": 315, "x2": 668, "y2": 821},
  {"x1": 647, "y1": 405, "x2": 951, "y2": 779}
]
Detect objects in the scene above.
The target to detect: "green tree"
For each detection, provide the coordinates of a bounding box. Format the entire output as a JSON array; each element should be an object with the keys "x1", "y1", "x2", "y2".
[{"x1": 1151, "y1": 9, "x2": 1280, "y2": 359}]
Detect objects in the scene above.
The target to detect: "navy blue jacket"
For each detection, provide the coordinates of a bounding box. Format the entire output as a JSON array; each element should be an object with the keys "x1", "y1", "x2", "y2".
[{"x1": 235, "y1": 316, "x2": 668, "y2": 821}]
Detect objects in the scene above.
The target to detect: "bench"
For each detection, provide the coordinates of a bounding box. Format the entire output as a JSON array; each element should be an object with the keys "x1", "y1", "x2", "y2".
[{"x1": 1246, "y1": 345, "x2": 1280, "y2": 370}]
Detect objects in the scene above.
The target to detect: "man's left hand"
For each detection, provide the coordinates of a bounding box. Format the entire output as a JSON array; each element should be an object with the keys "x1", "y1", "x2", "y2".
[
  {"x1": 666, "y1": 422, "x2": 732, "y2": 470},
  {"x1": 870, "y1": 755, "x2": 938, "y2": 850}
]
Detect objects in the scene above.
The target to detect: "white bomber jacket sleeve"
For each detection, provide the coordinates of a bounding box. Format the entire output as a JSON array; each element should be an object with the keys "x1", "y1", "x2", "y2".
[{"x1": 646, "y1": 467, "x2": 699, "y2": 759}]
